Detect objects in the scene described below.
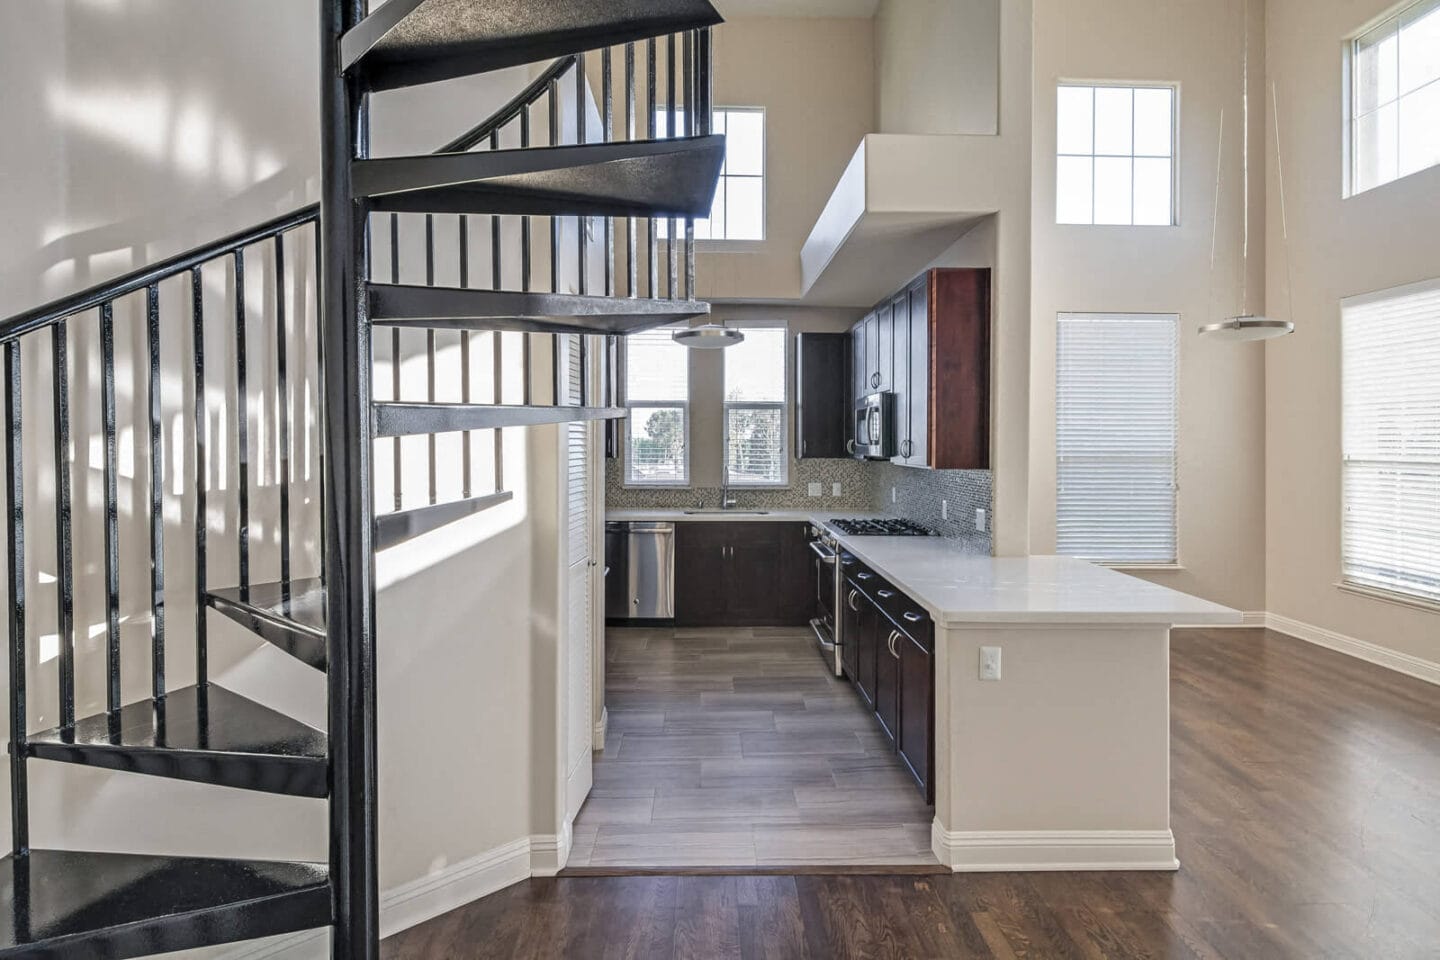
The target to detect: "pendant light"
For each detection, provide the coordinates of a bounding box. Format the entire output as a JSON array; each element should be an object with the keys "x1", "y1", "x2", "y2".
[
  {"x1": 1200, "y1": 0, "x2": 1295, "y2": 341},
  {"x1": 672, "y1": 323, "x2": 745, "y2": 349}
]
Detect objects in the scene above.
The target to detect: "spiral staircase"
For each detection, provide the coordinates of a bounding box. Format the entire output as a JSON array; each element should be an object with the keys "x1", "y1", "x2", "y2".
[{"x1": 0, "y1": 1, "x2": 723, "y2": 956}]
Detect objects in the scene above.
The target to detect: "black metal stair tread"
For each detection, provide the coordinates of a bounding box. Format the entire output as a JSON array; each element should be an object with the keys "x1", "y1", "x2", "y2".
[
  {"x1": 374, "y1": 402, "x2": 627, "y2": 437},
  {"x1": 376, "y1": 491, "x2": 515, "y2": 550},
  {"x1": 342, "y1": 0, "x2": 722, "y2": 92},
  {"x1": 0, "y1": 848, "x2": 329, "y2": 959},
  {"x1": 206, "y1": 578, "x2": 327, "y2": 672},
  {"x1": 25, "y1": 685, "x2": 328, "y2": 798},
  {"x1": 352, "y1": 137, "x2": 724, "y2": 218},
  {"x1": 368, "y1": 284, "x2": 709, "y2": 335}
]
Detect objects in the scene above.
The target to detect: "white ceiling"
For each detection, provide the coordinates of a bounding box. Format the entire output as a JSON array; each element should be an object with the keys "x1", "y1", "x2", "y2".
[{"x1": 713, "y1": 0, "x2": 880, "y2": 19}]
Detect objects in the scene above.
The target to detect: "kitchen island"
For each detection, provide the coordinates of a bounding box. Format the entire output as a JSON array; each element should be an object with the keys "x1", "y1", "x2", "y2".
[{"x1": 607, "y1": 509, "x2": 1239, "y2": 871}]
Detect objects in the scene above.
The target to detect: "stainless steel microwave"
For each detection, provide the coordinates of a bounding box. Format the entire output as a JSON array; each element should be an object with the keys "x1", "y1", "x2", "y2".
[{"x1": 850, "y1": 392, "x2": 896, "y2": 460}]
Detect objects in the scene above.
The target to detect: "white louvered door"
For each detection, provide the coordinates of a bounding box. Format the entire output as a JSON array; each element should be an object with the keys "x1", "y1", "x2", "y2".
[{"x1": 562, "y1": 335, "x2": 594, "y2": 822}]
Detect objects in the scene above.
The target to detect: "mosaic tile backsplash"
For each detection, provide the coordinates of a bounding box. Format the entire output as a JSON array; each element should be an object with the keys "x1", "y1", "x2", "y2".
[{"x1": 605, "y1": 456, "x2": 993, "y2": 551}]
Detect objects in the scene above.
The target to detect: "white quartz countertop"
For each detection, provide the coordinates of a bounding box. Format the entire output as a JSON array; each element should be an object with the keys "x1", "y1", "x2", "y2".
[
  {"x1": 606, "y1": 508, "x2": 1240, "y2": 627},
  {"x1": 606, "y1": 507, "x2": 870, "y2": 524}
]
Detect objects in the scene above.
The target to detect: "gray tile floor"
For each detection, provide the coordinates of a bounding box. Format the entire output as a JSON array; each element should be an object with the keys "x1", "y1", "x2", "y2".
[{"x1": 568, "y1": 626, "x2": 938, "y2": 868}]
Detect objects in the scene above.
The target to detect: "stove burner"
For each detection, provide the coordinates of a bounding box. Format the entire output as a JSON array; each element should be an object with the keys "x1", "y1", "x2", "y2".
[{"x1": 828, "y1": 518, "x2": 935, "y2": 537}]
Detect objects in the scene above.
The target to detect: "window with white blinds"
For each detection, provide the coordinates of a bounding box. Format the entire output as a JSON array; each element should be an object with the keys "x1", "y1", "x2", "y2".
[
  {"x1": 624, "y1": 329, "x2": 690, "y2": 485},
  {"x1": 723, "y1": 327, "x2": 788, "y2": 486},
  {"x1": 1056, "y1": 313, "x2": 1178, "y2": 564},
  {"x1": 1341, "y1": 279, "x2": 1440, "y2": 603}
]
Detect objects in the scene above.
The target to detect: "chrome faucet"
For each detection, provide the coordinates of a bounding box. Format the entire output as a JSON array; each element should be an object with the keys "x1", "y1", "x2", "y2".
[{"x1": 720, "y1": 477, "x2": 737, "y2": 510}]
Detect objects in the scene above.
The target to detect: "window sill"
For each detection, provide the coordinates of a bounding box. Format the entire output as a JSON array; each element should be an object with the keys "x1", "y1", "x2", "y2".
[
  {"x1": 1335, "y1": 580, "x2": 1440, "y2": 615},
  {"x1": 1102, "y1": 563, "x2": 1185, "y2": 572},
  {"x1": 621, "y1": 482, "x2": 691, "y2": 490}
]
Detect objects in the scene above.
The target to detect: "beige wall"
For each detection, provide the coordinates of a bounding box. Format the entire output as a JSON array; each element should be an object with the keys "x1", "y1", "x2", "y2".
[
  {"x1": 875, "y1": 0, "x2": 1000, "y2": 135},
  {"x1": 1027, "y1": 0, "x2": 1268, "y2": 611},
  {"x1": 1264, "y1": 0, "x2": 1440, "y2": 661},
  {"x1": 700, "y1": 16, "x2": 876, "y2": 300}
]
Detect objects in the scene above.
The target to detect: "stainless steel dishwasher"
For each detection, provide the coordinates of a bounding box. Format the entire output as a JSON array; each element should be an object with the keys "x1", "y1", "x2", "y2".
[{"x1": 625, "y1": 522, "x2": 675, "y2": 619}]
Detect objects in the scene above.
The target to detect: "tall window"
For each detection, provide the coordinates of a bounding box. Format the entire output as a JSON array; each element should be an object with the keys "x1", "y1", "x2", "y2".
[
  {"x1": 1056, "y1": 313, "x2": 1178, "y2": 564},
  {"x1": 1348, "y1": 0, "x2": 1440, "y2": 195},
  {"x1": 1056, "y1": 84, "x2": 1176, "y2": 225},
  {"x1": 624, "y1": 329, "x2": 689, "y2": 485},
  {"x1": 1341, "y1": 279, "x2": 1440, "y2": 603},
  {"x1": 655, "y1": 107, "x2": 765, "y2": 240},
  {"x1": 723, "y1": 327, "x2": 787, "y2": 486}
]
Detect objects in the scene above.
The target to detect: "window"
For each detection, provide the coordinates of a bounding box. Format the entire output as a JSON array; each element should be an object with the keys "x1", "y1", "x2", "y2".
[
  {"x1": 623, "y1": 329, "x2": 690, "y2": 485},
  {"x1": 723, "y1": 327, "x2": 787, "y2": 486},
  {"x1": 1348, "y1": 0, "x2": 1440, "y2": 194},
  {"x1": 1056, "y1": 313, "x2": 1178, "y2": 564},
  {"x1": 1341, "y1": 279, "x2": 1440, "y2": 604},
  {"x1": 1056, "y1": 84, "x2": 1176, "y2": 225},
  {"x1": 655, "y1": 107, "x2": 764, "y2": 240}
]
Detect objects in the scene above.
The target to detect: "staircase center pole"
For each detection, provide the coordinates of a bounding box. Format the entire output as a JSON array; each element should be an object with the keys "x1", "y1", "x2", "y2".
[{"x1": 319, "y1": 1, "x2": 380, "y2": 957}]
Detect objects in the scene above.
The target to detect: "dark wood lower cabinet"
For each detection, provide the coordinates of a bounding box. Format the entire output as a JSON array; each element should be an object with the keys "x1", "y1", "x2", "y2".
[
  {"x1": 675, "y1": 522, "x2": 814, "y2": 627},
  {"x1": 842, "y1": 563, "x2": 934, "y2": 803}
]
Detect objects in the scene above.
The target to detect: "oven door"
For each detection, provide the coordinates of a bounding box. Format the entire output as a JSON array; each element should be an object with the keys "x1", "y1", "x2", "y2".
[{"x1": 807, "y1": 538, "x2": 843, "y2": 675}]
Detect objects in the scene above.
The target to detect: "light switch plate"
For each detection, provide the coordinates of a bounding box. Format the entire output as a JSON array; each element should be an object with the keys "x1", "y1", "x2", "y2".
[
  {"x1": 979, "y1": 646, "x2": 1002, "y2": 681},
  {"x1": 807, "y1": 482, "x2": 822, "y2": 497},
  {"x1": 832, "y1": 482, "x2": 842, "y2": 497},
  {"x1": 941, "y1": 500, "x2": 949, "y2": 521},
  {"x1": 975, "y1": 508, "x2": 986, "y2": 532}
]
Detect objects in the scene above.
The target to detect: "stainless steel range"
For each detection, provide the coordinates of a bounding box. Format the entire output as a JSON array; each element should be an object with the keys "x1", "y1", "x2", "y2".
[{"x1": 808, "y1": 517, "x2": 935, "y2": 676}]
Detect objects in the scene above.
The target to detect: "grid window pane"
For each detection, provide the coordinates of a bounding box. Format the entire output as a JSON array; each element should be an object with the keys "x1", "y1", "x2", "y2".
[
  {"x1": 653, "y1": 107, "x2": 763, "y2": 240},
  {"x1": 725, "y1": 110, "x2": 765, "y2": 176},
  {"x1": 1350, "y1": 0, "x2": 1440, "y2": 193},
  {"x1": 1056, "y1": 86, "x2": 1094, "y2": 154},
  {"x1": 1056, "y1": 84, "x2": 1175, "y2": 225},
  {"x1": 1056, "y1": 156, "x2": 1094, "y2": 224},
  {"x1": 725, "y1": 177, "x2": 764, "y2": 240},
  {"x1": 1133, "y1": 158, "x2": 1174, "y2": 225},
  {"x1": 1093, "y1": 157, "x2": 1133, "y2": 224},
  {"x1": 1093, "y1": 87, "x2": 1134, "y2": 156}
]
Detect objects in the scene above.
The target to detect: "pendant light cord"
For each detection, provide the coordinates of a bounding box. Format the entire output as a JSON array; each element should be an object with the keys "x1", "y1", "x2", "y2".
[
  {"x1": 1239, "y1": 0, "x2": 1250, "y2": 318},
  {"x1": 1272, "y1": 81, "x2": 1296, "y2": 325}
]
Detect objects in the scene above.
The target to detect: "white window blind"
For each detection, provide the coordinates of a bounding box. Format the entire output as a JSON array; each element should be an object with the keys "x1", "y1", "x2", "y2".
[
  {"x1": 624, "y1": 329, "x2": 689, "y2": 485},
  {"x1": 723, "y1": 327, "x2": 787, "y2": 486},
  {"x1": 1341, "y1": 279, "x2": 1440, "y2": 603},
  {"x1": 1056, "y1": 313, "x2": 1178, "y2": 564}
]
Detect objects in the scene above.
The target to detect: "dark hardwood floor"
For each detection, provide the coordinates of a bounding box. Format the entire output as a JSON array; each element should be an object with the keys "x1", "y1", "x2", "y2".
[{"x1": 381, "y1": 628, "x2": 1440, "y2": 959}]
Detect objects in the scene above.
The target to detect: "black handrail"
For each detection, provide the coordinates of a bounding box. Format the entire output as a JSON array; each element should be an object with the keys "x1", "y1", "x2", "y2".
[
  {"x1": 0, "y1": 55, "x2": 579, "y2": 345},
  {"x1": 0, "y1": 205, "x2": 319, "y2": 344},
  {"x1": 439, "y1": 55, "x2": 577, "y2": 153}
]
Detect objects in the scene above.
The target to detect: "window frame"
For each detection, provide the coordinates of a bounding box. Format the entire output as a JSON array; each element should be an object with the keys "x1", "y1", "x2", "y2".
[
  {"x1": 722, "y1": 325, "x2": 790, "y2": 489},
  {"x1": 1054, "y1": 311, "x2": 1180, "y2": 567},
  {"x1": 1339, "y1": 277, "x2": 1440, "y2": 607},
  {"x1": 621, "y1": 329, "x2": 692, "y2": 488},
  {"x1": 1055, "y1": 80, "x2": 1181, "y2": 227},
  {"x1": 1343, "y1": 0, "x2": 1440, "y2": 197},
  {"x1": 655, "y1": 106, "x2": 767, "y2": 245}
]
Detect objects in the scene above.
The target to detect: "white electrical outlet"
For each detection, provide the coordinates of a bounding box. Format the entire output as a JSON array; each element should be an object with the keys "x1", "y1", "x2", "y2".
[
  {"x1": 832, "y1": 482, "x2": 842, "y2": 497},
  {"x1": 975, "y1": 507, "x2": 986, "y2": 533},
  {"x1": 808, "y1": 482, "x2": 822, "y2": 497},
  {"x1": 979, "y1": 646, "x2": 1002, "y2": 681},
  {"x1": 891, "y1": 486, "x2": 897, "y2": 504},
  {"x1": 941, "y1": 500, "x2": 949, "y2": 521}
]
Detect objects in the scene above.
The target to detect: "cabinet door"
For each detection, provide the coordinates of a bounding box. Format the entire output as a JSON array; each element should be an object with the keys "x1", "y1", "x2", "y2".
[
  {"x1": 898, "y1": 630, "x2": 934, "y2": 802},
  {"x1": 674, "y1": 522, "x2": 731, "y2": 626},
  {"x1": 875, "y1": 300, "x2": 894, "y2": 392},
  {"x1": 906, "y1": 279, "x2": 930, "y2": 467},
  {"x1": 724, "y1": 523, "x2": 792, "y2": 625},
  {"x1": 796, "y1": 333, "x2": 848, "y2": 459},
  {"x1": 930, "y1": 268, "x2": 991, "y2": 469},
  {"x1": 840, "y1": 582, "x2": 861, "y2": 680},
  {"x1": 853, "y1": 589, "x2": 878, "y2": 707},
  {"x1": 889, "y1": 292, "x2": 911, "y2": 464},
  {"x1": 851, "y1": 318, "x2": 869, "y2": 406},
  {"x1": 775, "y1": 523, "x2": 818, "y2": 625},
  {"x1": 874, "y1": 619, "x2": 900, "y2": 743},
  {"x1": 863, "y1": 313, "x2": 880, "y2": 393}
]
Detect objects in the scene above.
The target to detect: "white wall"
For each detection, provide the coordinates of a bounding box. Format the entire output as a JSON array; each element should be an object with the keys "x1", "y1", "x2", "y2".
[
  {"x1": 0, "y1": 5, "x2": 589, "y2": 956},
  {"x1": 1264, "y1": 0, "x2": 1440, "y2": 663},
  {"x1": 874, "y1": 0, "x2": 1000, "y2": 135},
  {"x1": 1027, "y1": 0, "x2": 1269, "y2": 612}
]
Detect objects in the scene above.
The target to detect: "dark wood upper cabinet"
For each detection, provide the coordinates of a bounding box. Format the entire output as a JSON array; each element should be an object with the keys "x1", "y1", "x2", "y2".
[
  {"x1": 796, "y1": 333, "x2": 849, "y2": 459},
  {"x1": 851, "y1": 267, "x2": 990, "y2": 470}
]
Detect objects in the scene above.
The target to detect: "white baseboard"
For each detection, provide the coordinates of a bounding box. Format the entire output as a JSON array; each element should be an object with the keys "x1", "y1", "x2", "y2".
[
  {"x1": 593, "y1": 706, "x2": 609, "y2": 752},
  {"x1": 931, "y1": 821, "x2": 1178, "y2": 872},
  {"x1": 1264, "y1": 612, "x2": 1440, "y2": 686},
  {"x1": 220, "y1": 836, "x2": 538, "y2": 959},
  {"x1": 1175, "y1": 611, "x2": 1267, "y2": 628},
  {"x1": 529, "y1": 818, "x2": 573, "y2": 878}
]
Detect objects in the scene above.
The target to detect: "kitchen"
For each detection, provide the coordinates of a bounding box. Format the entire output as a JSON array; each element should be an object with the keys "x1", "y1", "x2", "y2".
[{"x1": 580, "y1": 260, "x2": 1235, "y2": 870}]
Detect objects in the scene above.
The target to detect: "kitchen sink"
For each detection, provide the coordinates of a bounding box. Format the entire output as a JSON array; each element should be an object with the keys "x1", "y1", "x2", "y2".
[{"x1": 682, "y1": 509, "x2": 770, "y2": 515}]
